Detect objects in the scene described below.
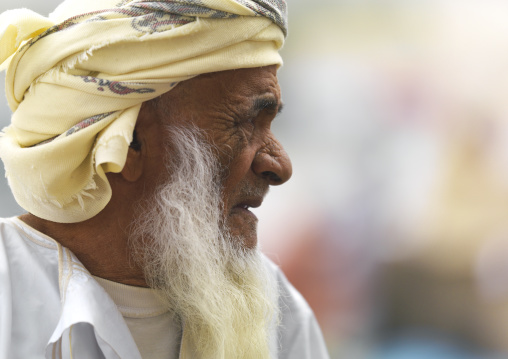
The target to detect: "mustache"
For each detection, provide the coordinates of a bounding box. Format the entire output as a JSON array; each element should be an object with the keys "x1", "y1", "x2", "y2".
[{"x1": 238, "y1": 182, "x2": 269, "y2": 199}]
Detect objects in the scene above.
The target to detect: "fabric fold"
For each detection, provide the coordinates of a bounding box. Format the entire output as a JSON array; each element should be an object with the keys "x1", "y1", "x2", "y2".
[
  {"x1": 45, "y1": 246, "x2": 142, "y2": 359},
  {"x1": 0, "y1": 9, "x2": 54, "y2": 68}
]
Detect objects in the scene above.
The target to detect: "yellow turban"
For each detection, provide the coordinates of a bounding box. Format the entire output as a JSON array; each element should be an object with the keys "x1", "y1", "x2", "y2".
[{"x1": 0, "y1": 0, "x2": 287, "y2": 223}]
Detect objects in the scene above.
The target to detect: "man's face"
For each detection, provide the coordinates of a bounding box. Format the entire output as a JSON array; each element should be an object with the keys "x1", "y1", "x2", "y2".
[
  {"x1": 130, "y1": 66, "x2": 291, "y2": 356},
  {"x1": 142, "y1": 65, "x2": 292, "y2": 248}
]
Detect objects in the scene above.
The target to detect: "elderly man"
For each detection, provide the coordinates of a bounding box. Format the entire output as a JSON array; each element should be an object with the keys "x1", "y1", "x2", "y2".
[{"x1": 0, "y1": 1, "x2": 329, "y2": 358}]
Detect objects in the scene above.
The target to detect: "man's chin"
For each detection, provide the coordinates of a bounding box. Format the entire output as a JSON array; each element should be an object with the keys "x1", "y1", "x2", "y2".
[
  {"x1": 240, "y1": 234, "x2": 258, "y2": 250},
  {"x1": 226, "y1": 227, "x2": 258, "y2": 250},
  {"x1": 226, "y1": 215, "x2": 259, "y2": 249}
]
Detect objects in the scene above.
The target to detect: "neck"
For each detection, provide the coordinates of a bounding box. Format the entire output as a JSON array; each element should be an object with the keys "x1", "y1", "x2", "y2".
[{"x1": 19, "y1": 200, "x2": 147, "y2": 287}]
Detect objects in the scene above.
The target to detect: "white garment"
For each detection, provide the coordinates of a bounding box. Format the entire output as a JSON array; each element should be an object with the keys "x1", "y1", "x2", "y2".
[
  {"x1": 93, "y1": 277, "x2": 181, "y2": 359},
  {"x1": 0, "y1": 217, "x2": 330, "y2": 359}
]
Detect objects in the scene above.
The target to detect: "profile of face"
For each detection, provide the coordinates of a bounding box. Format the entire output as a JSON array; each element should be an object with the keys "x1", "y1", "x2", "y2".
[
  {"x1": 128, "y1": 65, "x2": 292, "y2": 358},
  {"x1": 137, "y1": 65, "x2": 292, "y2": 248}
]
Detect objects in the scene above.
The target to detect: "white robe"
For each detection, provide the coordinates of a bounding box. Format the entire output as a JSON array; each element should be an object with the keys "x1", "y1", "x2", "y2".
[{"x1": 0, "y1": 217, "x2": 330, "y2": 359}]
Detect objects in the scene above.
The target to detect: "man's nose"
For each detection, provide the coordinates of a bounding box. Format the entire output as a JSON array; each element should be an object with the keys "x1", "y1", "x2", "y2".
[{"x1": 252, "y1": 137, "x2": 292, "y2": 186}]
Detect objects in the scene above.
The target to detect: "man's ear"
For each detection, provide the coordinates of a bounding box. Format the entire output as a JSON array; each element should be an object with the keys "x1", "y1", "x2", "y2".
[{"x1": 121, "y1": 130, "x2": 143, "y2": 182}]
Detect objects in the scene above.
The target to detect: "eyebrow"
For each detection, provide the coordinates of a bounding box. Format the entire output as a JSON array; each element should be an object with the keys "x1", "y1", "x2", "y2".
[{"x1": 252, "y1": 96, "x2": 284, "y2": 115}]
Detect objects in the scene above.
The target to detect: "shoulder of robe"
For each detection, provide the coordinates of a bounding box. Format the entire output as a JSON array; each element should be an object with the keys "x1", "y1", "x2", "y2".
[{"x1": 261, "y1": 254, "x2": 330, "y2": 359}]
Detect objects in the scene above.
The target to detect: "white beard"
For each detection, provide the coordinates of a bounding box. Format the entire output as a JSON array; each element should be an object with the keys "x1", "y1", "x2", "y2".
[{"x1": 129, "y1": 126, "x2": 278, "y2": 359}]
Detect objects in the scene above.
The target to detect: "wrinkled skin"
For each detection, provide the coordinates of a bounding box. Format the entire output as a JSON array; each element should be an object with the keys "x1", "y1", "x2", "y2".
[{"x1": 135, "y1": 65, "x2": 293, "y2": 248}]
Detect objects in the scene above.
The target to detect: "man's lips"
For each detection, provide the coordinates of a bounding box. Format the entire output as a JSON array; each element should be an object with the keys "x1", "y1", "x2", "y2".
[{"x1": 230, "y1": 198, "x2": 263, "y2": 217}]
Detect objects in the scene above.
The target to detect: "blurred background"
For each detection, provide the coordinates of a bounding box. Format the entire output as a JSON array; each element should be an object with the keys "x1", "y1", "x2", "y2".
[{"x1": 2, "y1": 0, "x2": 508, "y2": 358}]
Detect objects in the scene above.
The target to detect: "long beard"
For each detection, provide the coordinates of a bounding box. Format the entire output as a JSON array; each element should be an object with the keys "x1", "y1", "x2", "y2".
[{"x1": 129, "y1": 126, "x2": 278, "y2": 359}]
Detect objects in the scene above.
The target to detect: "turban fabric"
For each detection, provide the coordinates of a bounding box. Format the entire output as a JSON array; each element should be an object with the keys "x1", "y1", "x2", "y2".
[{"x1": 0, "y1": 0, "x2": 287, "y2": 223}]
